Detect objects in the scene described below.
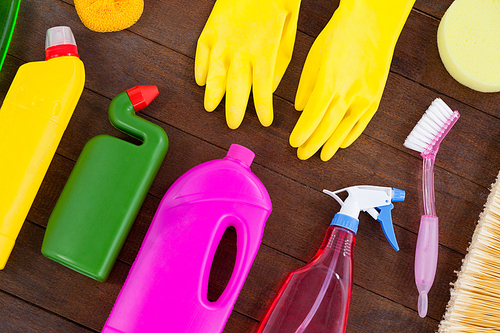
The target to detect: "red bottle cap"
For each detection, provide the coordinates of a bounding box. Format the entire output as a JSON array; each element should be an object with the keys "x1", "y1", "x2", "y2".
[
  {"x1": 126, "y1": 85, "x2": 159, "y2": 112},
  {"x1": 45, "y1": 26, "x2": 79, "y2": 60}
]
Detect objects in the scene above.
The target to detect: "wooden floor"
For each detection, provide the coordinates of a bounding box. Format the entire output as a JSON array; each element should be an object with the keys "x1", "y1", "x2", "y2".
[{"x1": 1, "y1": 0, "x2": 497, "y2": 332}]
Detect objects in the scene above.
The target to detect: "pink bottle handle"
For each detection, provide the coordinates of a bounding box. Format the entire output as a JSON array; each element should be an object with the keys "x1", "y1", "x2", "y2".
[
  {"x1": 414, "y1": 215, "x2": 438, "y2": 318},
  {"x1": 201, "y1": 215, "x2": 251, "y2": 310}
]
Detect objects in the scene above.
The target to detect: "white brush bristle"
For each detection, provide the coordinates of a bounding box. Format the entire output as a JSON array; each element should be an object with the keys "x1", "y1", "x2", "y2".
[{"x1": 404, "y1": 98, "x2": 454, "y2": 153}]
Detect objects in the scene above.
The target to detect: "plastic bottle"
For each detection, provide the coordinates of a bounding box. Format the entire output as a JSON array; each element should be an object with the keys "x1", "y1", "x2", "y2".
[
  {"x1": 42, "y1": 85, "x2": 168, "y2": 282},
  {"x1": 0, "y1": 0, "x2": 20, "y2": 71},
  {"x1": 102, "y1": 144, "x2": 272, "y2": 333},
  {"x1": 257, "y1": 186, "x2": 405, "y2": 333},
  {"x1": 0, "y1": 26, "x2": 85, "y2": 269}
]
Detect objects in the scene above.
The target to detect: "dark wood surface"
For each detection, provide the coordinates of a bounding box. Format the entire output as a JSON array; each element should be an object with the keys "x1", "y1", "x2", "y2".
[{"x1": 1, "y1": 0, "x2": 497, "y2": 332}]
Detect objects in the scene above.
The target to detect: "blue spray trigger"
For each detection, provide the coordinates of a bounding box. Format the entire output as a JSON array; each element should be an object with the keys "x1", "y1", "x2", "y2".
[{"x1": 375, "y1": 203, "x2": 399, "y2": 251}]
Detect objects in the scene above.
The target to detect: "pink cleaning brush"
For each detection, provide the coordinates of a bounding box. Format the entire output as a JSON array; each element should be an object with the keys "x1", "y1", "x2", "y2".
[{"x1": 404, "y1": 98, "x2": 460, "y2": 318}]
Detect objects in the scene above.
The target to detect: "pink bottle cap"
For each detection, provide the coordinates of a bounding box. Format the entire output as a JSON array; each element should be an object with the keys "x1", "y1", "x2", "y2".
[{"x1": 226, "y1": 144, "x2": 255, "y2": 167}]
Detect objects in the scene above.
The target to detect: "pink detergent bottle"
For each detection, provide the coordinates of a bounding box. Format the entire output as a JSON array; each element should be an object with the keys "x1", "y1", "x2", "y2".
[
  {"x1": 102, "y1": 144, "x2": 272, "y2": 333},
  {"x1": 256, "y1": 186, "x2": 404, "y2": 333}
]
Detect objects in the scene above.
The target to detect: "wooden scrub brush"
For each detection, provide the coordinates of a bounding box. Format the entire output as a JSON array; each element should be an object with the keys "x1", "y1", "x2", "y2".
[{"x1": 439, "y1": 170, "x2": 500, "y2": 331}]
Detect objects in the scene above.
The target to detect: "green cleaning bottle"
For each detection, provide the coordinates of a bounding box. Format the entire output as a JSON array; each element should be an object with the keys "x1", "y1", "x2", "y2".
[
  {"x1": 0, "y1": 0, "x2": 20, "y2": 72},
  {"x1": 41, "y1": 85, "x2": 168, "y2": 282}
]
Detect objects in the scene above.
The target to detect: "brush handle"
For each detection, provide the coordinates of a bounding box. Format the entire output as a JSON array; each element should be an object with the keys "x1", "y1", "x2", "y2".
[
  {"x1": 414, "y1": 214, "x2": 438, "y2": 318},
  {"x1": 422, "y1": 156, "x2": 436, "y2": 216}
]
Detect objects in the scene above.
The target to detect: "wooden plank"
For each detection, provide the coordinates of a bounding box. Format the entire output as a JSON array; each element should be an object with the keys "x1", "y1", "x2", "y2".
[
  {"x1": 1, "y1": 221, "x2": 121, "y2": 331},
  {"x1": 224, "y1": 312, "x2": 260, "y2": 333},
  {"x1": 0, "y1": 290, "x2": 93, "y2": 333},
  {"x1": 348, "y1": 284, "x2": 438, "y2": 332},
  {"x1": 413, "y1": 0, "x2": 454, "y2": 18}
]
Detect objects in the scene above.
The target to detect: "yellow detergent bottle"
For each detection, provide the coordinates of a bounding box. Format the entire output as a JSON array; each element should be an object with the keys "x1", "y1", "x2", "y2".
[{"x1": 0, "y1": 26, "x2": 85, "y2": 269}]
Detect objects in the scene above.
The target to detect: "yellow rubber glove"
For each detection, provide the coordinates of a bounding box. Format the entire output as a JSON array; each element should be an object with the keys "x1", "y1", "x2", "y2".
[
  {"x1": 290, "y1": 0, "x2": 415, "y2": 161},
  {"x1": 75, "y1": 0, "x2": 144, "y2": 32},
  {"x1": 195, "y1": 0, "x2": 301, "y2": 129}
]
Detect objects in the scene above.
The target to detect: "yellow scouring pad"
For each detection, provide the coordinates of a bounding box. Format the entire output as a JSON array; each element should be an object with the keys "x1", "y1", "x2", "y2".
[
  {"x1": 437, "y1": 0, "x2": 500, "y2": 92},
  {"x1": 75, "y1": 0, "x2": 144, "y2": 33}
]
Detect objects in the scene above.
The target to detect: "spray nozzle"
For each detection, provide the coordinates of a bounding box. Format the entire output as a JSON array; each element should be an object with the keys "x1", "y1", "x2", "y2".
[{"x1": 323, "y1": 186, "x2": 405, "y2": 251}]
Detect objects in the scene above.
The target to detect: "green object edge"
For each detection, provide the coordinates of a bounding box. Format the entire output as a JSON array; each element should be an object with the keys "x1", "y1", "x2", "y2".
[{"x1": 0, "y1": 0, "x2": 21, "y2": 72}]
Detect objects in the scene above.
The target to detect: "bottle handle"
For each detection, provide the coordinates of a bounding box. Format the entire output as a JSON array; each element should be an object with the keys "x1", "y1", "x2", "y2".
[{"x1": 203, "y1": 215, "x2": 251, "y2": 310}]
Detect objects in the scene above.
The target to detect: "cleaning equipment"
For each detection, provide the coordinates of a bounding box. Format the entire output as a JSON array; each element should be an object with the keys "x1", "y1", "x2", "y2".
[
  {"x1": 404, "y1": 98, "x2": 460, "y2": 318},
  {"x1": 0, "y1": 26, "x2": 85, "y2": 270},
  {"x1": 257, "y1": 185, "x2": 404, "y2": 333},
  {"x1": 195, "y1": 0, "x2": 301, "y2": 129},
  {"x1": 102, "y1": 144, "x2": 272, "y2": 333},
  {"x1": 289, "y1": 0, "x2": 415, "y2": 161},
  {"x1": 438, "y1": 0, "x2": 500, "y2": 92},
  {"x1": 75, "y1": 0, "x2": 144, "y2": 32},
  {"x1": 42, "y1": 85, "x2": 168, "y2": 282},
  {"x1": 438, "y1": 170, "x2": 500, "y2": 331},
  {"x1": 0, "y1": 0, "x2": 20, "y2": 72}
]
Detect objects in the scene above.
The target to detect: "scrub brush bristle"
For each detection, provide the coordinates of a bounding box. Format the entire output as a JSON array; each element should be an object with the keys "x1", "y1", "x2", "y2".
[
  {"x1": 404, "y1": 98, "x2": 459, "y2": 155},
  {"x1": 75, "y1": 0, "x2": 144, "y2": 33}
]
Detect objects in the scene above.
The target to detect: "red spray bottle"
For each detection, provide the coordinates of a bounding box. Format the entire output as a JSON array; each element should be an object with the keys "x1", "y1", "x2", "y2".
[{"x1": 257, "y1": 185, "x2": 405, "y2": 333}]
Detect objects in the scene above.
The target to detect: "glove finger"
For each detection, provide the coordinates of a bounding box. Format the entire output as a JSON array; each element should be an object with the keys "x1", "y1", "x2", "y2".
[
  {"x1": 295, "y1": 39, "x2": 323, "y2": 111},
  {"x1": 320, "y1": 114, "x2": 362, "y2": 161},
  {"x1": 273, "y1": 2, "x2": 301, "y2": 92},
  {"x1": 305, "y1": 96, "x2": 370, "y2": 161},
  {"x1": 204, "y1": 48, "x2": 228, "y2": 112},
  {"x1": 226, "y1": 59, "x2": 252, "y2": 129},
  {"x1": 295, "y1": 99, "x2": 347, "y2": 160},
  {"x1": 290, "y1": 77, "x2": 336, "y2": 147},
  {"x1": 253, "y1": 59, "x2": 274, "y2": 127},
  {"x1": 195, "y1": 37, "x2": 211, "y2": 86},
  {"x1": 273, "y1": 47, "x2": 291, "y2": 92},
  {"x1": 341, "y1": 102, "x2": 379, "y2": 148},
  {"x1": 320, "y1": 99, "x2": 373, "y2": 160}
]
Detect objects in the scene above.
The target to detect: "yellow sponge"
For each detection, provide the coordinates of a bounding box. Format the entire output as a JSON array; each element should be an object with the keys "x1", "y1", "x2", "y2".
[
  {"x1": 437, "y1": 0, "x2": 500, "y2": 92},
  {"x1": 75, "y1": 0, "x2": 144, "y2": 33}
]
